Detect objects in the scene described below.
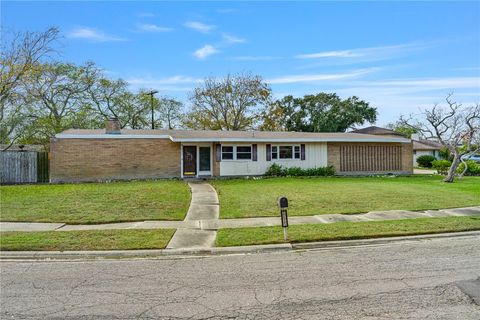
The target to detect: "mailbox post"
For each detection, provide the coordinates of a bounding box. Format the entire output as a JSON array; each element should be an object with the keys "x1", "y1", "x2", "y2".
[{"x1": 278, "y1": 197, "x2": 289, "y2": 241}]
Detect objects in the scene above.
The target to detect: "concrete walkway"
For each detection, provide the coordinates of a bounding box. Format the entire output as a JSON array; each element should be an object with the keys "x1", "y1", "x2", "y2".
[
  {"x1": 1, "y1": 206, "x2": 479, "y2": 232},
  {"x1": 166, "y1": 181, "x2": 219, "y2": 249}
]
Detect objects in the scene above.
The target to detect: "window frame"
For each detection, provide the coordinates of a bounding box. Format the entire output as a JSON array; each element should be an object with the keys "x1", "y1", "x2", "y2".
[
  {"x1": 271, "y1": 144, "x2": 301, "y2": 160},
  {"x1": 221, "y1": 145, "x2": 253, "y2": 161},
  {"x1": 221, "y1": 146, "x2": 234, "y2": 160}
]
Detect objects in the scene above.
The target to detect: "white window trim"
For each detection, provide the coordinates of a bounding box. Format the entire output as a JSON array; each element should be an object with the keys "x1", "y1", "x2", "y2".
[
  {"x1": 271, "y1": 144, "x2": 301, "y2": 160},
  {"x1": 221, "y1": 145, "x2": 253, "y2": 161}
]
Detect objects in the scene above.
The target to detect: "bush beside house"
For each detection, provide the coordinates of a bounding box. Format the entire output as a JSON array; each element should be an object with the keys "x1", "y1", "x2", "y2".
[
  {"x1": 264, "y1": 163, "x2": 335, "y2": 177},
  {"x1": 416, "y1": 155, "x2": 436, "y2": 168}
]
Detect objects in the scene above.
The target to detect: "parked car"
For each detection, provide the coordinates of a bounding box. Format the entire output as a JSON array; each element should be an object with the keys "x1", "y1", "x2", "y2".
[{"x1": 461, "y1": 154, "x2": 480, "y2": 163}]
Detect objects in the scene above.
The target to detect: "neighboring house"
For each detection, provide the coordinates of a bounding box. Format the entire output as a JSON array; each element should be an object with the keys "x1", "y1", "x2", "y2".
[
  {"x1": 352, "y1": 126, "x2": 443, "y2": 166},
  {"x1": 411, "y1": 134, "x2": 443, "y2": 164},
  {"x1": 351, "y1": 126, "x2": 405, "y2": 137},
  {"x1": 49, "y1": 118, "x2": 413, "y2": 182}
]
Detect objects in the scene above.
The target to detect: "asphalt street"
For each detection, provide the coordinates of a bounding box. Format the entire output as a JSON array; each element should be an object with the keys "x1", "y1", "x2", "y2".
[{"x1": 1, "y1": 235, "x2": 479, "y2": 319}]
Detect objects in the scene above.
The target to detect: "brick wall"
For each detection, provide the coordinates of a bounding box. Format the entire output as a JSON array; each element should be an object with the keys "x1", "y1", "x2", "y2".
[
  {"x1": 50, "y1": 138, "x2": 181, "y2": 183},
  {"x1": 327, "y1": 142, "x2": 413, "y2": 175},
  {"x1": 211, "y1": 143, "x2": 221, "y2": 177}
]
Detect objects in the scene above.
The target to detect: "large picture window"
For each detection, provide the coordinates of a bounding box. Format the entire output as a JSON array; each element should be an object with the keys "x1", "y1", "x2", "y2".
[{"x1": 273, "y1": 145, "x2": 301, "y2": 160}]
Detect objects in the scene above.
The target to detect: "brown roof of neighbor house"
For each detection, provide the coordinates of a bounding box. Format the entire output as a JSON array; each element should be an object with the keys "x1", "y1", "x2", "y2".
[
  {"x1": 351, "y1": 126, "x2": 405, "y2": 137},
  {"x1": 413, "y1": 139, "x2": 442, "y2": 151},
  {"x1": 55, "y1": 128, "x2": 411, "y2": 143}
]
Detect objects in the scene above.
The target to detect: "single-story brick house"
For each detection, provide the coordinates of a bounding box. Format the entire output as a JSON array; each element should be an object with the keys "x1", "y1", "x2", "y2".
[{"x1": 50, "y1": 119, "x2": 413, "y2": 182}]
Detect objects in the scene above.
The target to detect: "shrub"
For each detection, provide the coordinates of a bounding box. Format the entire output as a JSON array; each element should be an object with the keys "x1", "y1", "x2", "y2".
[
  {"x1": 439, "y1": 147, "x2": 453, "y2": 161},
  {"x1": 303, "y1": 166, "x2": 336, "y2": 176},
  {"x1": 264, "y1": 163, "x2": 287, "y2": 177},
  {"x1": 416, "y1": 155, "x2": 436, "y2": 168},
  {"x1": 432, "y1": 159, "x2": 452, "y2": 175},
  {"x1": 264, "y1": 164, "x2": 335, "y2": 177},
  {"x1": 457, "y1": 160, "x2": 480, "y2": 176},
  {"x1": 285, "y1": 166, "x2": 304, "y2": 176}
]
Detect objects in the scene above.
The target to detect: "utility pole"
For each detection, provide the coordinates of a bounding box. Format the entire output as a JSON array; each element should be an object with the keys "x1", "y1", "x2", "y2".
[{"x1": 146, "y1": 90, "x2": 159, "y2": 129}]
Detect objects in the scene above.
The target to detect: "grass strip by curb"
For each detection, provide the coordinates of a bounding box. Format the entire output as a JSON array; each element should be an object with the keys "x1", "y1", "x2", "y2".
[
  {"x1": 216, "y1": 216, "x2": 480, "y2": 247},
  {"x1": 0, "y1": 229, "x2": 176, "y2": 251}
]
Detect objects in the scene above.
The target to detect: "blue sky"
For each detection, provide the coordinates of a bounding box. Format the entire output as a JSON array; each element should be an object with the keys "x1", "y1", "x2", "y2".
[{"x1": 2, "y1": 1, "x2": 480, "y2": 125}]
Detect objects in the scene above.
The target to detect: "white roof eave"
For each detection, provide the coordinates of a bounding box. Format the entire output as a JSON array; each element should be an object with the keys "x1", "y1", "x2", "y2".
[{"x1": 54, "y1": 133, "x2": 411, "y2": 143}]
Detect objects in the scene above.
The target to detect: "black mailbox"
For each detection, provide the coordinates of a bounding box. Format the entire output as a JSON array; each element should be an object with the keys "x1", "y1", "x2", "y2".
[{"x1": 278, "y1": 197, "x2": 288, "y2": 209}]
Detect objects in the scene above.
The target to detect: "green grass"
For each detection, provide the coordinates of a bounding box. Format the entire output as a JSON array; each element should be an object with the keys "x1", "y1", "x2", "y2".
[
  {"x1": 1, "y1": 180, "x2": 190, "y2": 224},
  {"x1": 216, "y1": 216, "x2": 480, "y2": 247},
  {"x1": 0, "y1": 229, "x2": 176, "y2": 251},
  {"x1": 211, "y1": 176, "x2": 480, "y2": 219}
]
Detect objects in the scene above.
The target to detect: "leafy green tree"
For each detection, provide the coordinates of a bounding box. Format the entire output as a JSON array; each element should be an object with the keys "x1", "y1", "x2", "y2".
[
  {"x1": 88, "y1": 78, "x2": 153, "y2": 129},
  {"x1": 158, "y1": 97, "x2": 184, "y2": 129},
  {"x1": 20, "y1": 62, "x2": 99, "y2": 146},
  {"x1": 184, "y1": 73, "x2": 271, "y2": 130},
  {"x1": 0, "y1": 27, "x2": 60, "y2": 149},
  {"x1": 385, "y1": 121, "x2": 418, "y2": 137},
  {"x1": 261, "y1": 93, "x2": 377, "y2": 132}
]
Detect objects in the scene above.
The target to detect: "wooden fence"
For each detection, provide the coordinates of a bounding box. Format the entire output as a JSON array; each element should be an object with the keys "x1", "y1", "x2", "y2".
[{"x1": 0, "y1": 151, "x2": 49, "y2": 184}]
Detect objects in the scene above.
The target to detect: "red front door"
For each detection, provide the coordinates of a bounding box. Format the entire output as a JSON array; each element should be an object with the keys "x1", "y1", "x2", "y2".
[{"x1": 183, "y1": 146, "x2": 197, "y2": 176}]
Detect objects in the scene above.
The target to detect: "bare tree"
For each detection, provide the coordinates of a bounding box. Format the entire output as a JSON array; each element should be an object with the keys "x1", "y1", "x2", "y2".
[
  {"x1": 184, "y1": 73, "x2": 271, "y2": 130},
  {"x1": 400, "y1": 94, "x2": 480, "y2": 182},
  {"x1": 0, "y1": 27, "x2": 60, "y2": 150}
]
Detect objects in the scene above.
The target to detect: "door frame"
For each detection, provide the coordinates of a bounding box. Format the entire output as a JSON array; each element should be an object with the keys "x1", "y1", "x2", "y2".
[
  {"x1": 181, "y1": 144, "x2": 212, "y2": 178},
  {"x1": 182, "y1": 145, "x2": 197, "y2": 177},
  {"x1": 197, "y1": 145, "x2": 212, "y2": 176}
]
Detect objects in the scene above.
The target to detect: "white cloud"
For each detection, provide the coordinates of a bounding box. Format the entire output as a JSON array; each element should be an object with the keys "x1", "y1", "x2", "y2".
[
  {"x1": 137, "y1": 12, "x2": 155, "y2": 17},
  {"x1": 193, "y1": 45, "x2": 219, "y2": 59},
  {"x1": 217, "y1": 8, "x2": 237, "y2": 14},
  {"x1": 267, "y1": 69, "x2": 377, "y2": 84},
  {"x1": 126, "y1": 76, "x2": 202, "y2": 86},
  {"x1": 358, "y1": 77, "x2": 480, "y2": 91},
  {"x1": 136, "y1": 23, "x2": 173, "y2": 32},
  {"x1": 295, "y1": 43, "x2": 430, "y2": 60},
  {"x1": 230, "y1": 56, "x2": 281, "y2": 61},
  {"x1": 184, "y1": 21, "x2": 215, "y2": 33},
  {"x1": 222, "y1": 33, "x2": 246, "y2": 44},
  {"x1": 296, "y1": 50, "x2": 361, "y2": 59},
  {"x1": 68, "y1": 27, "x2": 126, "y2": 42},
  {"x1": 451, "y1": 67, "x2": 480, "y2": 71}
]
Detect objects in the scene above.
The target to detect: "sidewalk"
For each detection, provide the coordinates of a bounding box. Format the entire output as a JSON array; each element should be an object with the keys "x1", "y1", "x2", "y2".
[{"x1": 2, "y1": 206, "x2": 479, "y2": 232}]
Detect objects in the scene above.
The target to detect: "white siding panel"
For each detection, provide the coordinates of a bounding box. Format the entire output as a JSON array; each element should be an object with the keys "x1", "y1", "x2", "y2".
[{"x1": 219, "y1": 143, "x2": 327, "y2": 176}]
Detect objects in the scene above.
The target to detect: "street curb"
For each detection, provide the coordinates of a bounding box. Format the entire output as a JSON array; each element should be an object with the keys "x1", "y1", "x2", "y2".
[
  {"x1": 290, "y1": 230, "x2": 480, "y2": 249},
  {"x1": 1, "y1": 231, "x2": 479, "y2": 261}
]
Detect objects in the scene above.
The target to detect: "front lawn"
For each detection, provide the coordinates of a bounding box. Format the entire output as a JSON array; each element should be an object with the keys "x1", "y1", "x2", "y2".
[
  {"x1": 1, "y1": 180, "x2": 190, "y2": 224},
  {"x1": 216, "y1": 216, "x2": 480, "y2": 247},
  {"x1": 211, "y1": 176, "x2": 480, "y2": 219},
  {"x1": 0, "y1": 229, "x2": 176, "y2": 251}
]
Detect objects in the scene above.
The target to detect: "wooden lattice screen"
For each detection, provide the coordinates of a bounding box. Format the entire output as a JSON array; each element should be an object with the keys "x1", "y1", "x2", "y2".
[{"x1": 340, "y1": 145, "x2": 402, "y2": 172}]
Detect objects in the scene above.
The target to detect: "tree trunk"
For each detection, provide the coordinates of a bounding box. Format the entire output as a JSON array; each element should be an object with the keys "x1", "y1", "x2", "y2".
[
  {"x1": 458, "y1": 156, "x2": 468, "y2": 179},
  {"x1": 443, "y1": 153, "x2": 461, "y2": 183}
]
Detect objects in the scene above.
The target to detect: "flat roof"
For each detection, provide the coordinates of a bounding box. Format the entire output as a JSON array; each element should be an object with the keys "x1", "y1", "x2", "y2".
[{"x1": 55, "y1": 129, "x2": 411, "y2": 143}]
